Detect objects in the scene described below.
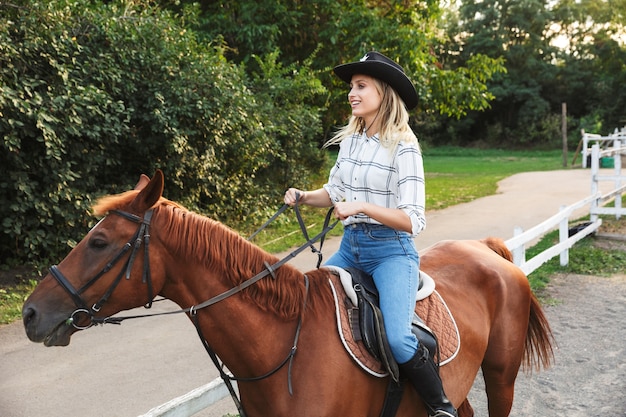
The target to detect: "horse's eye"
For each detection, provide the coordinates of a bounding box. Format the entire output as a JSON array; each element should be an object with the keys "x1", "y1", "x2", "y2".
[{"x1": 90, "y1": 238, "x2": 108, "y2": 249}]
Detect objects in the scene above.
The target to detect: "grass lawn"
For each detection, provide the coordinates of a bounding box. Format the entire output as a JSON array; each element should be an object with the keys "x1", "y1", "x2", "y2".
[{"x1": 423, "y1": 147, "x2": 565, "y2": 209}]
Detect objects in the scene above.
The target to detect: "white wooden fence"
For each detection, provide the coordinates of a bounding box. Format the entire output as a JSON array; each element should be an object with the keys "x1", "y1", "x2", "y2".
[
  {"x1": 141, "y1": 377, "x2": 236, "y2": 417},
  {"x1": 139, "y1": 139, "x2": 626, "y2": 417},
  {"x1": 581, "y1": 126, "x2": 626, "y2": 168},
  {"x1": 507, "y1": 141, "x2": 626, "y2": 275}
]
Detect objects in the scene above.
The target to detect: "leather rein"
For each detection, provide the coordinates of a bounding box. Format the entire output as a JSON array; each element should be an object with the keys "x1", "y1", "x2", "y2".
[{"x1": 49, "y1": 201, "x2": 338, "y2": 416}]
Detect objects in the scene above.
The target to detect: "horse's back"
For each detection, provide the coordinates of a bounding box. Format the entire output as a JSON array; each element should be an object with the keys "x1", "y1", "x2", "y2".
[
  {"x1": 420, "y1": 238, "x2": 528, "y2": 297},
  {"x1": 420, "y1": 238, "x2": 531, "y2": 338}
]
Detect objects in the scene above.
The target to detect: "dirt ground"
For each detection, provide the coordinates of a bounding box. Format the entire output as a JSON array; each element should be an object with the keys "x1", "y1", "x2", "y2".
[{"x1": 467, "y1": 223, "x2": 626, "y2": 416}]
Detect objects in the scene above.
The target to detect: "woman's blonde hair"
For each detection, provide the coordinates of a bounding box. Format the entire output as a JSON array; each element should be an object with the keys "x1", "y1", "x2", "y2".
[{"x1": 324, "y1": 77, "x2": 419, "y2": 151}]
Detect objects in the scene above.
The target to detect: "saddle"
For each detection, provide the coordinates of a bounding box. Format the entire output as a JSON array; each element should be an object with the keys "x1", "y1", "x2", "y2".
[
  {"x1": 342, "y1": 267, "x2": 438, "y2": 382},
  {"x1": 326, "y1": 266, "x2": 460, "y2": 371},
  {"x1": 325, "y1": 267, "x2": 461, "y2": 417}
]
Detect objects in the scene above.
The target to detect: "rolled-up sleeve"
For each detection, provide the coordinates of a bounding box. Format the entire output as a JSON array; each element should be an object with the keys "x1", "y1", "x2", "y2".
[
  {"x1": 396, "y1": 143, "x2": 426, "y2": 235},
  {"x1": 323, "y1": 142, "x2": 347, "y2": 204}
]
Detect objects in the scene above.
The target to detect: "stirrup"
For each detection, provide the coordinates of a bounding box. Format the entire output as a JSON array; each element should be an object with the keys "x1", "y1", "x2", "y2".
[{"x1": 431, "y1": 410, "x2": 457, "y2": 417}]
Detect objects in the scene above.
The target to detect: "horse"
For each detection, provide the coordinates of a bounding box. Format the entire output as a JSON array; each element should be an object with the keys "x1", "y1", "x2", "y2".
[{"x1": 23, "y1": 170, "x2": 554, "y2": 417}]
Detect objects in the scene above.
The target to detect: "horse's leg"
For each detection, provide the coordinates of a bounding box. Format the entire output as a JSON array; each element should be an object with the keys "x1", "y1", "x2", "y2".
[
  {"x1": 457, "y1": 399, "x2": 474, "y2": 417},
  {"x1": 480, "y1": 306, "x2": 529, "y2": 416},
  {"x1": 480, "y1": 365, "x2": 516, "y2": 417}
]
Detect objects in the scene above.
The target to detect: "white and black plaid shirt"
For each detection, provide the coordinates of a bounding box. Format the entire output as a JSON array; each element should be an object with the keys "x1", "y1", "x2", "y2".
[{"x1": 323, "y1": 132, "x2": 426, "y2": 236}]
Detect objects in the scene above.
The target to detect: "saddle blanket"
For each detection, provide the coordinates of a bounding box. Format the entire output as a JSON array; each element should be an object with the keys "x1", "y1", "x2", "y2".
[{"x1": 327, "y1": 270, "x2": 460, "y2": 378}]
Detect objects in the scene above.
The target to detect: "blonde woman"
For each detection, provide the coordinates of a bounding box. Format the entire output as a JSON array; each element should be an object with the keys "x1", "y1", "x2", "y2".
[{"x1": 284, "y1": 51, "x2": 456, "y2": 417}]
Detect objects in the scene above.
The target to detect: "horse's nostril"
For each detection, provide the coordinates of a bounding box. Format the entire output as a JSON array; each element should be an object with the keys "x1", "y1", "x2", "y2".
[{"x1": 22, "y1": 306, "x2": 36, "y2": 327}]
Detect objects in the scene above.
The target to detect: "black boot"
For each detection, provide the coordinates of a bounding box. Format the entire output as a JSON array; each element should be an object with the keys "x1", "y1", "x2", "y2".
[{"x1": 399, "y1": 344, "x2": 458, "y2": 417}]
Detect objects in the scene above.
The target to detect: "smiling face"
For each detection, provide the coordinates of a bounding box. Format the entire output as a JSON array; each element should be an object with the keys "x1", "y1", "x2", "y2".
[{"x1": 348, "y1": 74, "x2": 383, "y2": 133}]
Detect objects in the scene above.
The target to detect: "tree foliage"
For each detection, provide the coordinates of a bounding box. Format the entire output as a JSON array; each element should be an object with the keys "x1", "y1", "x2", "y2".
[
  {"x1": 9, "y1": 0, "x2": 620, "y2": 267},
  {"x1": 441, "y1": 0, "x2": 626, "y2": 147},
  {"x1": 187, "y1": 0, "x2": 505, "y2": 128},
  {"x1": 0, "y1": 0, "x2": 325, "y2": 264}
]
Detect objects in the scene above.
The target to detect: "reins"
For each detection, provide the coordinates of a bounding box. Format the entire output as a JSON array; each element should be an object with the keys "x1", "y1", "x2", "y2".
[
  {"x1": 248, "y1": 192, "x2": 332, "y2": 268},
  {"x1": 94, "y1": 201, "x2": 336, "y2": 324},
  {"x1": 50, "y1": 199, "x2": 338, "y2": 416},
  {"x1": 193, "y1": 274, "x2": 310, "y2": 417}
]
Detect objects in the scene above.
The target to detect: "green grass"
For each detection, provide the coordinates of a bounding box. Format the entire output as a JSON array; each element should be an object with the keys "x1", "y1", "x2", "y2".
[
  {"x1": 424, "y1": 147, "x2": 564, "y2": 210},
  {"x1": 0, "y1": 283, "x2": 35, "y2": 323}
]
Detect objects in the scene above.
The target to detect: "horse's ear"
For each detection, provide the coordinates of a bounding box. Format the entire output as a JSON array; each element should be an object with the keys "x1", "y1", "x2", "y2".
[
  {"x1": 134, "y1": 174, "x2": 151, "y2": 190},
  {"x1": 131, "y1": 170, "x2": 164, "y2": 212}
]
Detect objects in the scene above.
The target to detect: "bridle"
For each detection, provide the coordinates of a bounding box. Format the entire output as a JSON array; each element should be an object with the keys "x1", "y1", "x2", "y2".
[
  {"x1": 48, "y1": 202, "x2": 338, "y2": 417},
  {"x1": 49, "y1": 209, "x2": 155, "y2": 330}
]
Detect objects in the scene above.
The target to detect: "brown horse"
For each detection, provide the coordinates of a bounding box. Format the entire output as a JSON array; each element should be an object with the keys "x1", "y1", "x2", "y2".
[{"x1": 23, "y1": 170, "x2": 554, "y2": 417}]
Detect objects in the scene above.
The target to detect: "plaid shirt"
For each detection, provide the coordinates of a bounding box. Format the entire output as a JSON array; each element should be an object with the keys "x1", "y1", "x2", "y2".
[{"x1": 323, "y1": 132, "x2": 426, "y2": 236}]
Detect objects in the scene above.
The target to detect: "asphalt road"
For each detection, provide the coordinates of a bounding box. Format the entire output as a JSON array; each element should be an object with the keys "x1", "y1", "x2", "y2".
[{"x1": 0, "y1": 169, "x2": 612, "y2": 417}]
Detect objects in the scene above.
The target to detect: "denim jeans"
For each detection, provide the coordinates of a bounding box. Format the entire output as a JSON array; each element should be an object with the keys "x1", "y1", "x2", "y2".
[{"x1": 325, "y1": 223, "x2": 420, "y2": 364}]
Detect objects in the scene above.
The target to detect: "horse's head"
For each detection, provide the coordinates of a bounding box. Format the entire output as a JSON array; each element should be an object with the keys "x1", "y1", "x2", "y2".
[{"x1": 23, "y1": 170, "x2": 166, "y2": 346}]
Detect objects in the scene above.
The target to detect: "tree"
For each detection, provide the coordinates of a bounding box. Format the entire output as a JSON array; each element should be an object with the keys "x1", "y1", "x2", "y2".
[
  {"x1": 442, "y1": 0, "x2": 560, "y2": 147},
  {"x1": 441, "y1": 0, "x2": 626, "y2": 147},
  {"x1": 551, "y1": 0, "x2": 626, "y2": 133}
]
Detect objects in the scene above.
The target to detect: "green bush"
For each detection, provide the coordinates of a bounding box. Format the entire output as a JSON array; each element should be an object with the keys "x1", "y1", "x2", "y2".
[{"x1": 0, "y1": 1, "x2": 326, "y2": 265}]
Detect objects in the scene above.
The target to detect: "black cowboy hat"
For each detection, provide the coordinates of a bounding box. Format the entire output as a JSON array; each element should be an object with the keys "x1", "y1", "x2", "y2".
[{"x1": 333, "y1": 51, "x2": 418, "y2": 110}]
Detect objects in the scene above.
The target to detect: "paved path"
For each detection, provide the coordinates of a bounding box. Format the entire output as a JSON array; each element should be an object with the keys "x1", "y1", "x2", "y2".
[{"x1": 0, "y1": 169, "x2": 612, "y2": 417}]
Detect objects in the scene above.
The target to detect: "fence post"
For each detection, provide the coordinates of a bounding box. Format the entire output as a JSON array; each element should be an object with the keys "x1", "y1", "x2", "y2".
[
  {"x1": 614, "y1": 139, "x2": 623, "y2": 219},
  {"x1": 512, "y1": 226, "x2": 525, "y2": 267},
  {"x1": 562, "y1": 103, "x2": 568, "y2": 167},
  {"x1": 559, "y1": 205, "x2": 569, "y2": 266},
  {"x1": 590, "y1": 144, "x2": 600, "y2": 223},
  {"x1": 582, "y1": 130, "x2": 589, "y2": 168}
]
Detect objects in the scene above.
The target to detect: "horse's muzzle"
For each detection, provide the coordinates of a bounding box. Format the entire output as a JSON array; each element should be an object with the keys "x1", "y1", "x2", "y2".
[{"x1": 22, "y1": 302, "x2": 77, "y2": 346}]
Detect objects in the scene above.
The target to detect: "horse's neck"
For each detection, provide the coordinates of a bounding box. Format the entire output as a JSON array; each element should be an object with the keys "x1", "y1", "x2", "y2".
[
  {"x1": 170, "y1": 265, "x2": 300, "y2": 380},
  {"x1": 157, "y1": 228, "x2": 301, "y2": 376},
  {"x1": 158, "y1": 214, "x2": 277, "y2": 304}
]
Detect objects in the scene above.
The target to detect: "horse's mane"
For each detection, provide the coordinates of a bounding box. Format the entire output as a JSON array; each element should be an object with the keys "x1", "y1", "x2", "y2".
[{"x1": 92, "y1": 191, "x2": 332, "y2": 319}]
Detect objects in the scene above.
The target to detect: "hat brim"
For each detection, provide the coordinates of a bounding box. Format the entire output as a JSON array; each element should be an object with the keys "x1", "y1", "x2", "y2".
[{"x1": 334, "y1": 61, "x2": 418, "y2": 110}]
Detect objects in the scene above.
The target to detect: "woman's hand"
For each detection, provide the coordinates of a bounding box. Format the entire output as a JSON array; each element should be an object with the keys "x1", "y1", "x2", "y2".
[
  {"x1": 333, "y1": 201, "x2": 364, "y2": 220},
  {"x1": 284, "y1": 188, "x2": 333, "y2": 208},
  {"x1": 284, "y1": 188, "x2": 304, "y2": 206}
]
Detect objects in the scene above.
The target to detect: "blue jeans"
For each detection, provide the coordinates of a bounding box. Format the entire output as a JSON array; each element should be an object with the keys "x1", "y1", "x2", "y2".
[{"x1": 325, "y1": 223, "x2": 420, "y2": 364}]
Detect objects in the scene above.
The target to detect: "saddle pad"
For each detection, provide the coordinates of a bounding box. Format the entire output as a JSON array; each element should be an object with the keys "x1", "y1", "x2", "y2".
[
  {"x1": 414, "y1": 289, "x2": 460, "y2": 366},
  {"x1": 328, "y1": 273, "x2": 460, "y2": 374}
]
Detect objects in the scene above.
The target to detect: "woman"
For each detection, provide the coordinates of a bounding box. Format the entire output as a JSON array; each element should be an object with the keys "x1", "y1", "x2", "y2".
[{"x1": 284, "y1": 51, "x2": 457, "y2": 417}]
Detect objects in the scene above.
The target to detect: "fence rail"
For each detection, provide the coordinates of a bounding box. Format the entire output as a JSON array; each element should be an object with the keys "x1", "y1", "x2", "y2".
[
  {"x1": 141, "y1": 377, "x2": 237, "y2": 417},
  {"x1": 139, "y1": 139, "x2": 626, "y2": 417},
  {"x1": 506, "y1": 141, "x2": 625, "y2": 276}
]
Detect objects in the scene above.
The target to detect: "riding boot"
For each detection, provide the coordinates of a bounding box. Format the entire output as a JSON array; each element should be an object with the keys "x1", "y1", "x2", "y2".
[{"x1": 399, "y1": 344, "x2": 458, "y2": 417}]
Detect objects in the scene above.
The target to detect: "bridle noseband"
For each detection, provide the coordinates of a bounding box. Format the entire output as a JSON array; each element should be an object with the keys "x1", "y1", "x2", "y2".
[{"x1": 50, "y1": 209, "x2": 155, "y2": 329}]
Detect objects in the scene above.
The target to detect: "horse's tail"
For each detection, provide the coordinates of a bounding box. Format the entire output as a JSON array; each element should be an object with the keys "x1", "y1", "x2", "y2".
[
  {"x1": 481, "y1": 236, "x2": 555, "y2": 372},
  {"x1": 522, "y1": 294, "x2": 555, "y2": 372},
  {"x1": 480, "y1": 237, "x2": 513, "y2": 262}
]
